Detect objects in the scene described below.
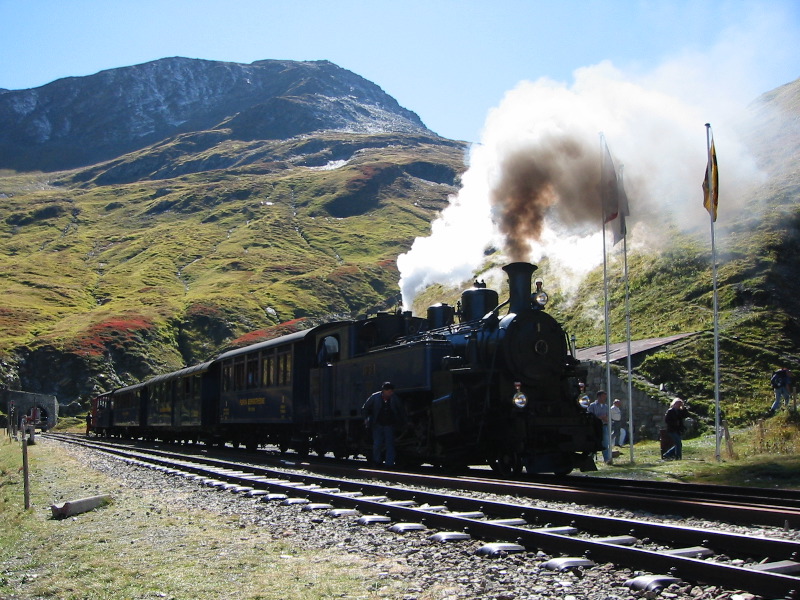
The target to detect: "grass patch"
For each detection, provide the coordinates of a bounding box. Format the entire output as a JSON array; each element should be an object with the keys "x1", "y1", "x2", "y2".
[
  {"x1": 591, "y1": 410, "x2": 800, "y2": 488},
  {"x1": 0, "y1": 436, "x2": 406, "y2": 599}
]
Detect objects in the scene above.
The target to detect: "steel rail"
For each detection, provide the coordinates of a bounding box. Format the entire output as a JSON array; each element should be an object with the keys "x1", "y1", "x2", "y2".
[{"x1": 49, "y1": 434, "x2": 800, "y2": 598}]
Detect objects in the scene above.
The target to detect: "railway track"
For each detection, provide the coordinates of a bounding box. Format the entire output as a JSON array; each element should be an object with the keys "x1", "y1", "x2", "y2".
[
  {"x1": 48, "y1": 433, "x2": 800, "y2": 598},
  {"x1": 52, "y1": 433, "x2": 800, "y2": 528},
  {"x1": 312, "y1": 461, "x2": 800, "y2": 529}
]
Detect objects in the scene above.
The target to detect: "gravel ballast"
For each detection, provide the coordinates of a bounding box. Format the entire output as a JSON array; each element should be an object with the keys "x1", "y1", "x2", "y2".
[{"x1": 13, "y1": 438, "x2": 791, "y2": 600}]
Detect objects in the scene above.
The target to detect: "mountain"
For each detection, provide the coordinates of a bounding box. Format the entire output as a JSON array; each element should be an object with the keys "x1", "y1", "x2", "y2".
[{"x1": 0, "y1": 57, "x2": 433, "y2": 172}]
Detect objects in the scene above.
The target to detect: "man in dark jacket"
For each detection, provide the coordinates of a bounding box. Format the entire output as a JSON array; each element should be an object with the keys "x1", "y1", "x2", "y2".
[
  {"x1": 362, "y1": 382, "x2": 406, "y2": 467},
  {"x1": 662, "y1": 399, "x2": 690, "y2": 460},
  {"x1": 769, "y1": 367, "x2": 793, "y2": 415}
]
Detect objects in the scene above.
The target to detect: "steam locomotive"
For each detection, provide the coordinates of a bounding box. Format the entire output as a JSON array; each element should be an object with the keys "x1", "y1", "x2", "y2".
[{"x1": 90, "y1": 262, "x2": 602, "y2": 475}]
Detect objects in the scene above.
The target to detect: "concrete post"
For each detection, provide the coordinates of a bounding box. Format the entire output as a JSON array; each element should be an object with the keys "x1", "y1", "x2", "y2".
[
  {"x1": 22, "y1": 436, "x2": 30, "y2": 510},
  {"x1": 51, "y1": 495, "x2": 112, "y2": 518}
]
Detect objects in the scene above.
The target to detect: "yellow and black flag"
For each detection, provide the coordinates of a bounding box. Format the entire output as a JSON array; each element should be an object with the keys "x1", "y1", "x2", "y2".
[{"x1": 702, "y1": 137, "x2": 719, "y2": 221}]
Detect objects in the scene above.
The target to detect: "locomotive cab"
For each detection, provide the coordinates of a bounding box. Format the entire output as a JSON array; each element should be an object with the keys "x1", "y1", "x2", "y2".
[{"x1": 424, "y1": 262, "x2": 601, "y2": 475}]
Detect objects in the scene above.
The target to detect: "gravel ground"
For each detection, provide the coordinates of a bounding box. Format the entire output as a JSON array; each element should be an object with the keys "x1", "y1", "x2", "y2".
[{"x1": 43, "y1": 439, "x2": 793, "y2": 600}]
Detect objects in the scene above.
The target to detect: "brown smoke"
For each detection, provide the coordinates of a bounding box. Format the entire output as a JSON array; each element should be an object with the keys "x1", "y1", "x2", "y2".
[{"x1": 490, "y1": 133, "x2": 606, "y2": 261}]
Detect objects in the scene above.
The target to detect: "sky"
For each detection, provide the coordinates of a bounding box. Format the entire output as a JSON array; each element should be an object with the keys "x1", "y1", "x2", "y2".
[
  {"x1": 2, "y1": 0, "x2": 799, "y2": 304},
  {"x1": 1, "y1": 0, "x2": 797, "y2": 144}
]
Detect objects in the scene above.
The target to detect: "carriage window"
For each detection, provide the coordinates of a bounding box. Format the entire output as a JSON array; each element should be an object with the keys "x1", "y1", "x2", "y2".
[
  {"x1": 262, "y1": 353, "x2": 274, "y2": 387},
  {"x1": 192, "y1": 375, "x2": 202, "y2": 402},
  {"x1": 317, "y1": 335, "x2": 340, "y2": 365},
  {"x1": 223, "y1": 363, "x2": 233, "y2": 391},
  {"x1": 233, "y1": 358, "x2": 245, "y2": 390},
  {"x1": 246, "y1": 355, "x2": 259, "y2": 389},
  {"x1": 277, "y1": 351, "x2": 292, "y2": 385}
]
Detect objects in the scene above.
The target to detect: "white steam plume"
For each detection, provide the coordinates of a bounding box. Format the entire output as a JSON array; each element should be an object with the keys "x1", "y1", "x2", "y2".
[{"x1": 397, "y1": 20, "x2": 785, "y2": 309}]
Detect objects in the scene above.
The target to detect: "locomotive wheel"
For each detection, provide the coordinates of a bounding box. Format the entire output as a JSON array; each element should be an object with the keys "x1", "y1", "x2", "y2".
[
  {"x1": 294, "y1": 441, "x2": 310, "y2": 457},
  {"x1": 488, "y1": 452, "x2": 522, "y2": 477}
]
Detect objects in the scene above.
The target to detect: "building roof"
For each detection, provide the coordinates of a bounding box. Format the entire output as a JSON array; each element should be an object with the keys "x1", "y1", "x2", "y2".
[{"x1": 576, "y1": 332, "x2": 697, "y2": 363}]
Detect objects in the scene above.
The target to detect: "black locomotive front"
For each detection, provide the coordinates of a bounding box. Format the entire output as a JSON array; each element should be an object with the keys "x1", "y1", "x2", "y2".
[
  {"x1": 312, "y1": 261, "x2": 601, "y2": 475},
  {"x1": 417, "y1": 262, "x2": 600, "y2": 474}
]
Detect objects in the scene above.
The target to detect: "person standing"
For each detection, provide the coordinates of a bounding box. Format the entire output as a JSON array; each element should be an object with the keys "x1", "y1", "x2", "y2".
[
  {"x1": 362, "y1": 382, "x2": 406, "y2": 468},
  {"x1": 587, "y1": 391, "x2": 612, "y2": 464},
  {"x1": 769, "y1": 367, "x2": 793, "y2": 415},
  {"x1": 662, "y1": 399, "x2": 690, "y2": 460},
  {"x1": 610, "y1": 399, "x2": 623, "y2": 447},
  {"x1": 577, "y1": 382, "x2": 590, "y2": 409}
]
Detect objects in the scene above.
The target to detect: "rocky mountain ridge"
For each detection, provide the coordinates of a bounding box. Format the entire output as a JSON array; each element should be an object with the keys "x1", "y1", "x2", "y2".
[{"x1": 0, "y1": 57, "x2": 432, "y2": 172}]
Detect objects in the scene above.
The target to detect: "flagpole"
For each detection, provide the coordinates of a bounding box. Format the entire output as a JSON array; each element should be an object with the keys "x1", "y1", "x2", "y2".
[
  {"x1": 601, "y1": 134, "x2": 613, "y2": 464},
  {"x1": 603, "y1": 208, "x2": 614, "y2": 462},
  {"x1": 706, "y1": 123, "x2": 721, "y2": 462},
  {"x1": 620, "y1": 166, "x2": 634, "y2": 463}
]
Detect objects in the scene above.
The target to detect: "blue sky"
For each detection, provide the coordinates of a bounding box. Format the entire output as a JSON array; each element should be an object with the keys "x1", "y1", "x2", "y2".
[{"x1": 1, "y1": 0, "x2": 798, "y2": 143}]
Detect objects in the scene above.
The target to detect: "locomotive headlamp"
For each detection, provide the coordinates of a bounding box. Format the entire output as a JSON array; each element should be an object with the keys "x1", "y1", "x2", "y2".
[
  {"x1": 534, "y1": 279, "x2": 548, "y2": 307},
  {"x1": 512, "y1": 381, "x2": 528, "y2": 408}
]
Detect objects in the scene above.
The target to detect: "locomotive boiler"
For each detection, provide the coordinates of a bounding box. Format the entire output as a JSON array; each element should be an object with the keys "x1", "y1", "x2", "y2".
[{"x1": 90, "y1": 261, "x2": 601, "y2": 476}]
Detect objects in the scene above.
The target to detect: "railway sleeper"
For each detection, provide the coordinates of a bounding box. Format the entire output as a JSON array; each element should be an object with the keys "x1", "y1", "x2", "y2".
[
  {"x1": 358, "y1": 515, "x2": 391, "y2": 524},
  {"x1": 476, "y1": 542, "x2": 526, "y2": 557},
  {"x1": 594, "y1": 535, "x2": 638, "y2": 546},
  {"x1": 430, "y1": 532, "x2": 471, "y2": 542},
  {"x1": 542, "y1": 557, "x2": 596, "y2": 570},
  {"x1": 389, "y1": 523, "x2": 426, "y2": 533},
  {"x1": 750, "y1": 560, "x2": 800, "y2": 575},
  {"x1": 663, "y1": 546, "x2": 714, "y2": 559},
  {"x1": 533, "y1": 525, "x2": 578, "y2": 535},
  {"x1": 624, "y1": 575, "x2": 681, "y2": 593},
  {"x1": 328, "y1": 508, "x2": 359, "y2": 518}
]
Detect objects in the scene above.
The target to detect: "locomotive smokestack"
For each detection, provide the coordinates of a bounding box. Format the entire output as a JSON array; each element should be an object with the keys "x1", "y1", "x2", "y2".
[{"x1": 502, "y1": 262, "x2": 538, "y2": 314}]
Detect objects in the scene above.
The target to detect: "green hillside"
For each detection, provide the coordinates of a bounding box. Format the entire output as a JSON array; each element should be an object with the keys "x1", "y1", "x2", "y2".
[{"x1": 0, "y1": 132, "x2": 466, "y2": 399}]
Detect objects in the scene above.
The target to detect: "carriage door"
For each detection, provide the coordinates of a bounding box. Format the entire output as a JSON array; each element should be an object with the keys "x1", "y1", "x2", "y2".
[{"x1": 315, "y1": 334, "x2": 340, "y2": 419}]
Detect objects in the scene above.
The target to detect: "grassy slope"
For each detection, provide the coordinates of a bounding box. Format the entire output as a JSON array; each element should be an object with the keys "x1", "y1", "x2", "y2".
[
  {"x1": 559, "y1": 206, "x2": 800, "y2": 419},
  {"x1": 0, "y1": 133, "x2": 465, "y2": 392}
]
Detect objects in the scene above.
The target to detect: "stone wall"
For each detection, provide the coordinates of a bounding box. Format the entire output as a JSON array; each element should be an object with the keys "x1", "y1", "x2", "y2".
[{"x1": 582, "y1": 361, "x2": 687, "y2": 441}]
